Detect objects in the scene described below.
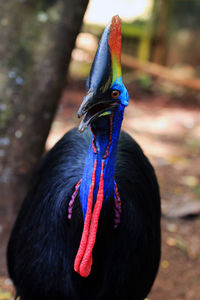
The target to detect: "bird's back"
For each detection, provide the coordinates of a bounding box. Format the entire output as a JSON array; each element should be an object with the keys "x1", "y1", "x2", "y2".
[{"x1": 7, "y1": 128, "x2": 161, "y2": 300}]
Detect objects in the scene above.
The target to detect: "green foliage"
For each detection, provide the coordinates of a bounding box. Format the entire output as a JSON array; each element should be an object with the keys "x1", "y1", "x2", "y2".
[
  {"x1": 0, "y1": 288, "x2": 12, "y2": 300},
  {"x1": 194, "y1": 186, "x2": 200, "y2": 200},
  {"x1": 69, "y1": 60, "x2": 91, "y2": 79},
  {"x1": 121, "y1": 20, "x2": 147, "y2": 38},
  {"x1": 138, "y1": 74, "x2": 152, "y2": 90}
]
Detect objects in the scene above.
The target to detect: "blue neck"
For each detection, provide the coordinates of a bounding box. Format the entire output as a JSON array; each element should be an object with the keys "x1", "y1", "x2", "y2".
[{"x1": 79, "y1": 106, "x2": 124, "y2": 219}]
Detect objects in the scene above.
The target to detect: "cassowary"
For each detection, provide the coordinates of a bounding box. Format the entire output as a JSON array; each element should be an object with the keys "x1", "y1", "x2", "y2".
[{"x1": 7, "y1": 15, "x2": 161, "y2": 300}]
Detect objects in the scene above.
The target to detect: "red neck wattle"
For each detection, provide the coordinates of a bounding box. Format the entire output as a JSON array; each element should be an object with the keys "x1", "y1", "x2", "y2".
[{"x1": 74, "y1": 160, "x2": 105, "y2": 277}]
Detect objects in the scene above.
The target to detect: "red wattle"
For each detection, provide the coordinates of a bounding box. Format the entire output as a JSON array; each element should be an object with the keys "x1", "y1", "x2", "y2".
[
  {"x1": 74, "y1": 160, "x2": 105, "y2": 277},
  {"x1": 74, "y1": 160, "x2": 97, "y2": 275}
]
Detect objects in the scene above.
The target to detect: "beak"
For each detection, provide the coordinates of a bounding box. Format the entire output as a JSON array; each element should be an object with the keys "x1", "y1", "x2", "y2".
[
  {"x1": 78, "y1": 15, "x2": 122, "y2": 133},
  {"x1": 78, "y1": 97, "x2": 119, "y2": 132}
]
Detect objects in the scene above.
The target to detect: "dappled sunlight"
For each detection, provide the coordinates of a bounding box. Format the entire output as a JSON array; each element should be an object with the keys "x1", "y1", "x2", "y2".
[
  {"x1": 123, "y1": 103, "x2": 200, "y2": 159},
  {"x1": 75, "y1": 33, "x2": 98, "y2": 52}
]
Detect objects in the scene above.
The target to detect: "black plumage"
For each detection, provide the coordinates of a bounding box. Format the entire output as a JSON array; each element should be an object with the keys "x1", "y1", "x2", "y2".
[
  {"x1": 7, "y1": 15, "x2": 161, "y2": 300},
  {"x1": 7, "y1": 128, "x2": 161, "y2": 300}
]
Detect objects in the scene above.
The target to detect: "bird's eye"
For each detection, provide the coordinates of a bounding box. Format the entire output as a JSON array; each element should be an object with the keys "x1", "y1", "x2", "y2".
[{"x1": 111, "y1": 90, "x2": 120, "y2": 99}]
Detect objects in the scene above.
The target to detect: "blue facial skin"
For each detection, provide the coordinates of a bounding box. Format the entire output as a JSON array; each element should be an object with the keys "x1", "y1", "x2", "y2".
[
  {"x1": 79, "y1": 77, "x2": 129, "y2": 220},
  {"x1": 111, "y1": 77, "x2": 129, "y2": 107}
]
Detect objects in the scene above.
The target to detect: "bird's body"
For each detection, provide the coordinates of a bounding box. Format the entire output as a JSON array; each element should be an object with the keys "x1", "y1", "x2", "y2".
[
  {"x1": 7, "y1": 128, "x2": 160, "y2": 300},
  {"x1": 7, "y1": 16, "x2": 161, "y2": 300}
]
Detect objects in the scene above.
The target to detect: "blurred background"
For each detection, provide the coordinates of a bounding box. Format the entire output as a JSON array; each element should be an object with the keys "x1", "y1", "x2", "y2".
[{"x1": 0, "y1": 0, "x2": 200, "y2": 299}]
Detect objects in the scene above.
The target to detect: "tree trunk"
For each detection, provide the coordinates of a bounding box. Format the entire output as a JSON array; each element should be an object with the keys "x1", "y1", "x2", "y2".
[
  {"x1": 0, "y1": 0, "x2": 89, "y2": 274},
  {"x1": 152, "y1": 0, "x2": 170, "y2": 65}
]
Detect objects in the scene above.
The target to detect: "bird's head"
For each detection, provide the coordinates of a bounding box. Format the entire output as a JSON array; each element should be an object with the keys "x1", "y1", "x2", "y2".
[
  {"x1": 74, "y1": 16, "x2": 129, "y2": 278},
  {"x1": 78, "y1": 15, "x2": 129, "y2": 132}
]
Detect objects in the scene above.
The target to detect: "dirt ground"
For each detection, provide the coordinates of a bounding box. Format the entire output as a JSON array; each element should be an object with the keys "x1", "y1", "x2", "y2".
[{"x1": 1, "y1": 80, "x2": 200, "y2": 299}]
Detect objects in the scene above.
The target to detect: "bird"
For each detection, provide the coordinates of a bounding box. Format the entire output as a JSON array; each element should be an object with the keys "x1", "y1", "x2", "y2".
[{"x1": 7, "y1": 15, "x2": 161, "y2": 300}]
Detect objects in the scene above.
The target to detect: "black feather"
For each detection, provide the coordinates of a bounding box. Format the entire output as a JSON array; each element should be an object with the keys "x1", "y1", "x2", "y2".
[{"x1": 7, "y1": 128, "x2": 161, "y2": 300}]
